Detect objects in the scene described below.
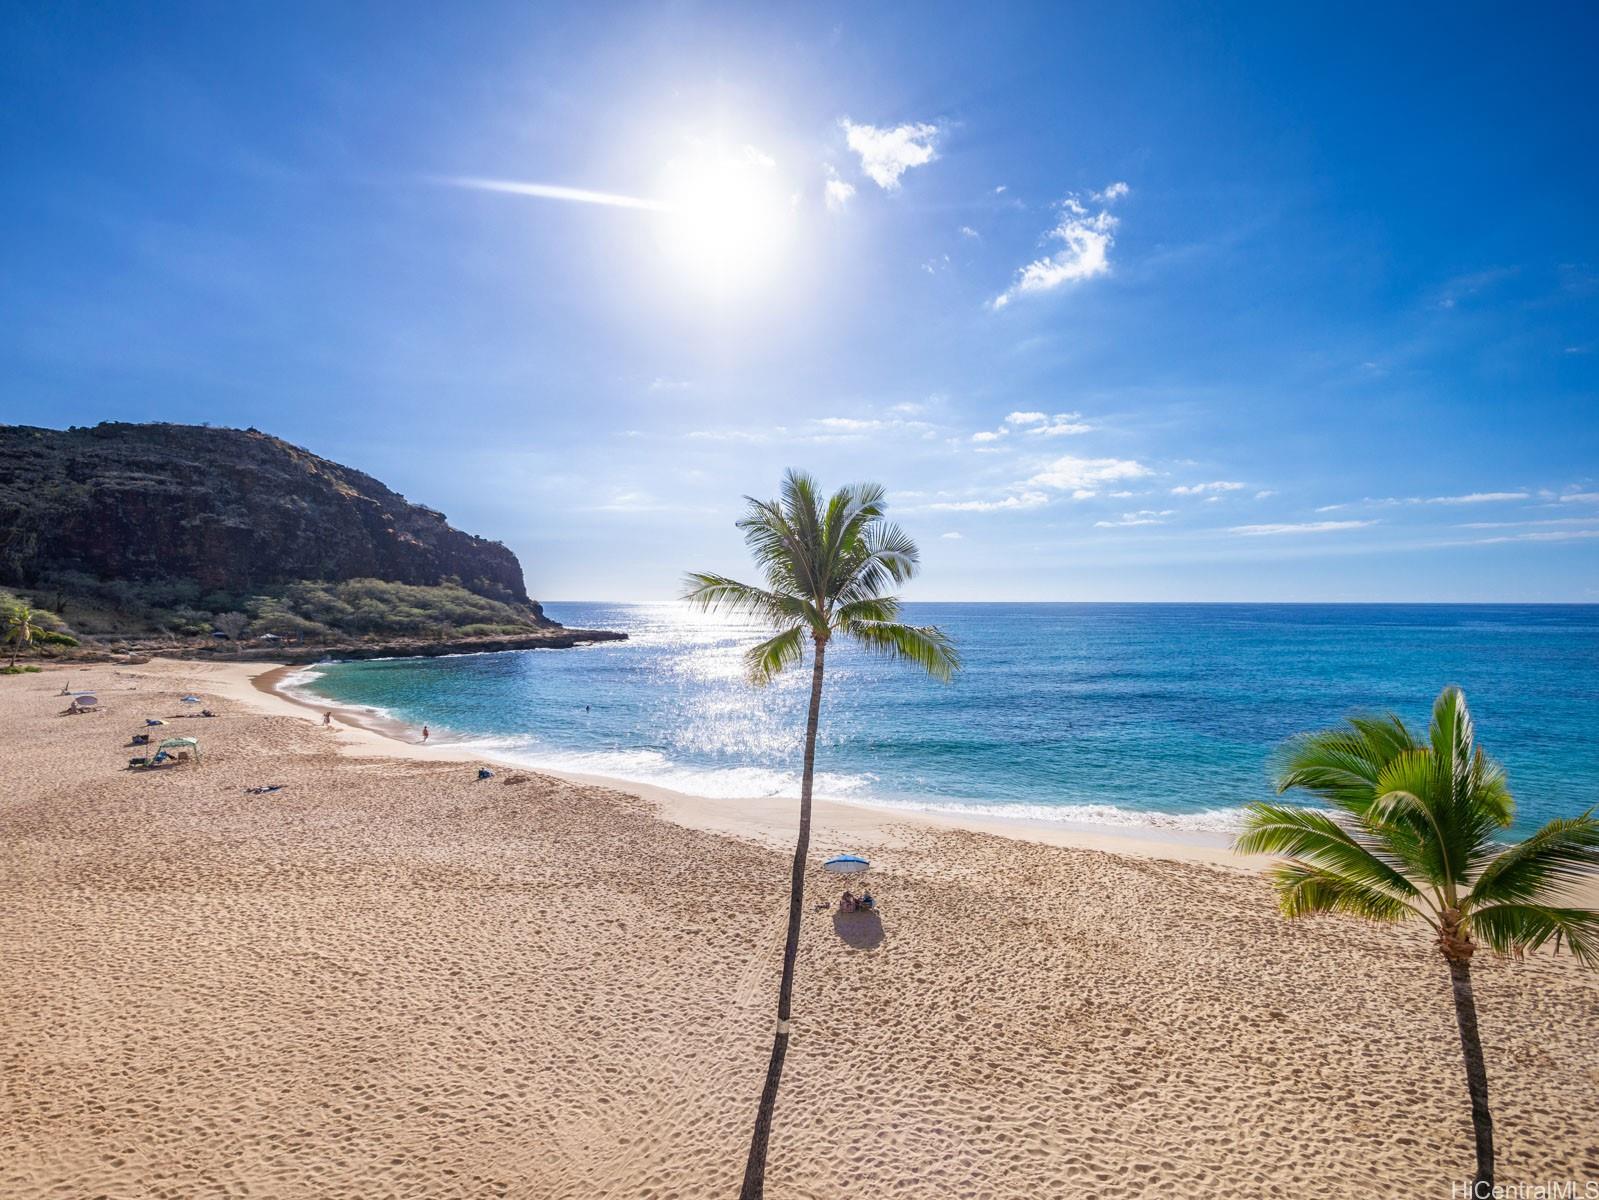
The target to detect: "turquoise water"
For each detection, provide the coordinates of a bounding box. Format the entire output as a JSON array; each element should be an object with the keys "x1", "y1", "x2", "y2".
[{"x1": 290, "y1": 603, "x2": 1599, "y2": 835}]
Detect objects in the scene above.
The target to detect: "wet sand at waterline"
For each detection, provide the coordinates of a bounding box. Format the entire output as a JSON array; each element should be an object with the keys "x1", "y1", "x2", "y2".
[{"x1": 3, "y1": 660, "x2": 1597, "y2": 1197}]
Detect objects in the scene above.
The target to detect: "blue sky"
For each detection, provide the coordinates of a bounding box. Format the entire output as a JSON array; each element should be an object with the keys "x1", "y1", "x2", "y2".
[{"x1": 3, "y1": 2, "x2": 1597, "y2": 601}]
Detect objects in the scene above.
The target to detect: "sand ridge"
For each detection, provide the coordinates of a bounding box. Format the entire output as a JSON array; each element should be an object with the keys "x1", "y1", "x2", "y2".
[{"x1": 2, "y1": 661, "x2": 1597, "y2": 1198}]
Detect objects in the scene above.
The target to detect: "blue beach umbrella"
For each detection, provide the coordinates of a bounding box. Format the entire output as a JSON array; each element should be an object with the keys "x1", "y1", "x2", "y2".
[{"x1": 822, "y1": 854, "x2": 870, "y2": 876}]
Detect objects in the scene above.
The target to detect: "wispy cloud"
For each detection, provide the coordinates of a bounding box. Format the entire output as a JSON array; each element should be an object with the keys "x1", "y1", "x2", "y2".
[
  {"x1": 437, "y1": 176, "x2": 665, "y2": 211},
  {"x1": 1318, "y1": 491, "x2": 1531, "y2": 511},
  {"x1": 993, "y1": 185, "x2": 1129, "y2": 308},
  {"x1": 1427, "y1": 491, "x2": 1530, "y2": 504},
  {"x1": 1472, "y1": 529, "x2": 1599, "y2": 544},
  {"x1": 1095, "y1": 509, "x2": 1174, "y2": 528},
  {"x1": 649, "y1": 377, "x2": 690, "y2": 392},
  {"x1": 1230, "y1": 520, "x2": 1377, "y2": 536},
  {"x1": 1029, "y1": 455, "x2": 1152, "y2": 499},
  {"x1": 1171, "y1": 480, "x2": 1246, "y2": 496},
  {"x1": 941, "y1": 531, "x2": 964, "y2": 540},
  {"x1": 925, "y1": 491, "x2": 1050, "y2": 513},
  {"x1": 959, "y1": 225, "x2": 980, "y2": 239},
  {"x1": 1560, "y1": 492, "x2": 1599, "y2": 503},
  {"x1": 840, "y1": 119, "x2": 940, "y2": 190},
  {"x1": 971, "y1": 411, "x2": 1093, "y2": 442}
]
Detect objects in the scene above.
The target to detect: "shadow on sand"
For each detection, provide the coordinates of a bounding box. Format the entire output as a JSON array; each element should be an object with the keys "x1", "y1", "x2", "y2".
[{"x1": 831, "y1": 909, "x2": 885, "y2": 951}]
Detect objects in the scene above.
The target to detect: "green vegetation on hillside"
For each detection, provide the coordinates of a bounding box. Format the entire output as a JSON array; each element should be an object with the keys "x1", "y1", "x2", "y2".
[{"x1": 2, "y1": 575, "x2": 543, "y2": 647}]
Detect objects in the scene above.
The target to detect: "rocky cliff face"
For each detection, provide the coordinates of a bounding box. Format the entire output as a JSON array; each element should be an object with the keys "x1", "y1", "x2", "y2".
[{"x1": 0, "y1": 423, "x2": 543, "y2": 617}]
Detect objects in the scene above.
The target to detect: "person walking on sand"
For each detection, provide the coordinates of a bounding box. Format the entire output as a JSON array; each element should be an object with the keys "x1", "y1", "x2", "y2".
[
  {"x1": 322, "y1": 711, "x2": 332, "y2": 727},
  {"x1": 421, "y1": 724, "x2": 430, "y2": 744}
]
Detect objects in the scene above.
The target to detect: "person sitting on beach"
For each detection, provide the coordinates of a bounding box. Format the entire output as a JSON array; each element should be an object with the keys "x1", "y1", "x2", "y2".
[
  {"x1": 858, "y1": 889, "x2": 876, "y2": 912},
  {"x1": 840, "y1": 890, "x2": 857, "y2": 913}
]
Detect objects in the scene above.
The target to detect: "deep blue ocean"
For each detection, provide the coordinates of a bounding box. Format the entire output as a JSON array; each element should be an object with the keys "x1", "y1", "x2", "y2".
[{"x1": 288, "y1": 603, "x2": 1599, "y2": 835}]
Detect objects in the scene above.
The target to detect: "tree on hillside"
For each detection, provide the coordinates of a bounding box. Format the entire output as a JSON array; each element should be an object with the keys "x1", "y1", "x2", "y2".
[
  {"x1": 213, "y1": 611, "x2": 249, "y2": 639},
  {"x1": 1236, "y1": 686, "x2": 1599, "y2": 1194},
  {"x1": 2, "y1": 600, "x2": 75, "y2": 666},
  {"x1": 684, "y1": 470, "x2": 959, "y2": 1199}
]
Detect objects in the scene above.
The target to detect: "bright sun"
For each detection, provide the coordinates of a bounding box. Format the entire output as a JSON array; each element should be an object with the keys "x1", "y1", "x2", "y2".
[{"x1": 655, "y1": 144, "x2": 792, "y2": 295}]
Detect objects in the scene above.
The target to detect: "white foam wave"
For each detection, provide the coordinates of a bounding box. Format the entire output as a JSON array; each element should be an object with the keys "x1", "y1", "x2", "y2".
[
  {"x1": 275, "y1": 665, "x2": 408, "y2": 726},
  {"x1": 841, "y1": 795, "x2": 1248, "y2": 834},
  {"x1": 448, "y1": 735, "x2": 1246, "y2": 834}
]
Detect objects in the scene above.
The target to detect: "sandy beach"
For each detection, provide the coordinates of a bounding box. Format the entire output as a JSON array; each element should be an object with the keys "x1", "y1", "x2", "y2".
[{"x1": 3, "y1": 658, "x2": 1597, "y2": 1199}]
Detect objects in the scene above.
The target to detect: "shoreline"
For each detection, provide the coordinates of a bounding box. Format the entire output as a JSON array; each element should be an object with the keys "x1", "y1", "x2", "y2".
[{"x1": 241, "y1": 659, "x2": 1256, "y2": 869}]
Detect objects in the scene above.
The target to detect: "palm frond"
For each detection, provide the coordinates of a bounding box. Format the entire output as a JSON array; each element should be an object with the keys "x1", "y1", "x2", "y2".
[
  {"x1": 1267, "y1": 861, "x2": 1421, "y2": 922},
  {"x1": 680, "y1": 574, "x2": 823, "y2": 633},
  {"x1": 1469, "y1": 902, "x2": 1599, "y2": 967},
  {"x1": 1273, "y1": 720, "x2": 1413, "y2": 812},
  {"x1": 744, "y1": 626, "x2": 807, "y2": 686},
  {"x1": 840, "y1": 618, "x2": 960, "y2": 681},
  {"x1": 835, "y1": 596, "x2": 901, "y2": 626},
  {"x1": 1468, "y1": 811, "x2": 1599, "y2": 908},
  {"x1": 1235, "y1": 803, "x2": 1425, "y2": 902}
]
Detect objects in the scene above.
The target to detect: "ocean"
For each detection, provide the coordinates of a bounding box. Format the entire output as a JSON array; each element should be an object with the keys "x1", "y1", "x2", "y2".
[{"x1": 286, "y1": 602, "x2": 1599, "y2": 836}]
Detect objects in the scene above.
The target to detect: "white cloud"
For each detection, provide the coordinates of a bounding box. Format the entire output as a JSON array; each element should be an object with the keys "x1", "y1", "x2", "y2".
[
  {"x1": 941, "y1": 531, "x2": 964, "y2": 540},
  {"x1": 814, "y1": 417, "x2": 884, "y2": 432},
  {"x1": 926, "y1": 491, "x2": 1049, "y2": 513},
  {"x1": 1426, "y1": 491, "x2": 1529, "y2": 504},
  {"x1": 840, "y1": 119, "x2": 940, "y2": 190},
  {"x1": 824, "y1": 171, "x2": 856, "y2": 211},
  {"x1": 1319, "y1": 491, "x2": 1534, "y2": 510},
  {"x1": 960, "y1": 225, "x2": 980, "y2": 239},
  {"x1": 1171, "y1": 480, "x2": 1246, "y2": 496},
  {"x1": 1474, "y1": 529, "x2": 1599, "y2": 544},
  {"x1": 984, "y1": 410, "x2": 1092, "y2": 438},
  {"x1": 971, "y1": 429, "x2": 1006, "y2": 443},
  {"x1": 1095, "y1": 509, "x2": 1174, "y2": 528},
  {"x1": 1560, "y1": 492, "x2": 1599, "y2": 503},
  {"x1": 1028, "y1": 455, "x2": 1152, "y2": 497},
  {"x1": 1032, "y1": 413, "x2": 1093, "y2": 437},
  {"x1": 993, "y1": 184, "x2": 1128, "y2": 307},
  {"x1": 649, "y1": 377, "x2": 690, "y2": 392},
  {"x1": 1230, "y1": 520, "x2": 1377, "y2": 536},
  {"x1": 1254, "y1": 490, "x2": 1276, "y2": 500}
]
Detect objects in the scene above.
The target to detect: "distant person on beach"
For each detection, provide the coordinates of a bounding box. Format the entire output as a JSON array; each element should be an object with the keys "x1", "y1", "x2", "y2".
[
  {"x1": 322, "y1": 711, "x2": 332, "y2": 726},
  {"x1": 859, "y1": 889, "x2": 876, "y2": 912},
  {"x1": 421, "y1": 725, "x2": 429, "y2": 743},
  {"x1": 840, "y1": 890, "x2": 857, "y2": 913}
]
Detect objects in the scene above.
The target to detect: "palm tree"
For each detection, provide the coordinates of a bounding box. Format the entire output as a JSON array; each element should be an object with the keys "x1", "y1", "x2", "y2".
[
  {"x1": 1236, "y1": 686, "x2": 1599, "y2": 1191},
  {"x1": 685, "y1": 469, "x2": 959, "y2": 1199},
  {"x1": 4, "y1": 602, "x2": 41, "y2": 667}
]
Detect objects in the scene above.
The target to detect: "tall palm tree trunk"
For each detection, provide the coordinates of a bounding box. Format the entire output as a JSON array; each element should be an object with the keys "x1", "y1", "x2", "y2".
[
  {"x1": 739, "y1": 636, "x2": 827, "y2": 1200},
  {"x1": 1446, "y1": 955, "x2": 1494, "y2": 1191}
]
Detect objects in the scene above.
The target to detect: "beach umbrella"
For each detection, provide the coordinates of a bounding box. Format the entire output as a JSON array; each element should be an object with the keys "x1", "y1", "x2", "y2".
[
  {"x1": 75, "y1": 694, "x2": 99, "y2": 707},
  {"x1": 822, "y1": 854, "x2": 870, "y2": 876},
  {"x1": 181, "y1": 695, "x2": 202, "y2": 704}
]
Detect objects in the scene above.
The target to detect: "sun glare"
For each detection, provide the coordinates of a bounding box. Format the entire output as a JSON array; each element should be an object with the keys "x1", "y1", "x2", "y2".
[{"x1": 655, "y1": 143, "x2": 792, "y2": 295}]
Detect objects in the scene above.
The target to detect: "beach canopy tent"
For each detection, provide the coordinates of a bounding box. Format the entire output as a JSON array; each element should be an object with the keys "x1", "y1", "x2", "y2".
[
  {"x1": 155, "y1": 736, "x2": 201, "y2": 762},
  {"x1": 822, "y1": 854, "x2": 870, "y2": 876},
  {"x1": 181, "y1": 694, "x2": 202, "y2": 703}
]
